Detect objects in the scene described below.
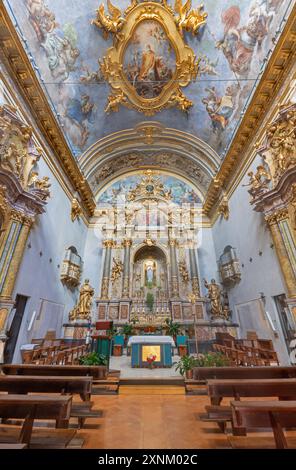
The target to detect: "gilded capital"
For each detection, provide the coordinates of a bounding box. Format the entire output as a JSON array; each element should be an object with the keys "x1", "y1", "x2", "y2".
[
  {"x1": 103, "y1": 239, "x2": 116, "y2": 249},
  {"x1": 169, "y1": 239, "x2": 178, "y2": 247},
  {"x1": 122, "y1": 238, "x2": 132, "y2": 248},
  {"x1": 265, "y1": 208, "x2": 289, "y2": 226}
]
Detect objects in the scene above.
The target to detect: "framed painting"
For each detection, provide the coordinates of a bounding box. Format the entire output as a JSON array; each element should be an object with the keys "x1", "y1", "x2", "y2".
[{"x1": 93, "y1": 0, "x2": 207, "y2": 115}]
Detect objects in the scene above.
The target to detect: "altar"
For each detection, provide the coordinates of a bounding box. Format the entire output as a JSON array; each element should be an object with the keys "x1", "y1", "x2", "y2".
[{"x1": 128, "y1": 335, "x2": 175, "y2": 368}]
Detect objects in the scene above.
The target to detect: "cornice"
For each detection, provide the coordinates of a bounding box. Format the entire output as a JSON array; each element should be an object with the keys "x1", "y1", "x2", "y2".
[
  {"x1": 204, "y1": 2, "x2": 296, "y2": 218},
  {"x1": 0, "y1": 3, "x2": 96, "y2": 217}
]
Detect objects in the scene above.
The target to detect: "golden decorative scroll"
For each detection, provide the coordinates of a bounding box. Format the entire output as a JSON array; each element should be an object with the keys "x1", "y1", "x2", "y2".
[{"x1": 93, "y1": 1, "x2": 205, "y2": 115}]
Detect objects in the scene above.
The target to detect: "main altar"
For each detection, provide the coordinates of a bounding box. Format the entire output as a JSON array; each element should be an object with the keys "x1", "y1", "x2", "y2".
[
  {"x1": 128, "y1": 336, "x2": 175, "y2": 368},
  {"x1": 93, "y1": 170, "x2": 238, "y2": 342}
]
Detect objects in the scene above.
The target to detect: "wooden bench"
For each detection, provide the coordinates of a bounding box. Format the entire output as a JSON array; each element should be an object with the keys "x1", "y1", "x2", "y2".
[
  {"x1": 0, "y1": 375, "x2": 92, "y2": 401},
  {"x1": 186, "y1": 366, "x2": 296, "y2": 393},
  {"x1": 202, "y1": 378, "x2": 296, "y2": 433},
  {"x1": 229, "y1": 400, "x2": 296, "y2": 449},
  {"x1": 0, "y1": 394, "x2": 82, "y2": 448},
  {"x1": 0, "y1": 443, "x2": 27, "y2": 449},
  {"x1": 0, "y1": 375, "x2": 101, "y2": 428},
  {"x1": 2, "y1": 364, "x2": 108, "y2": 380}
]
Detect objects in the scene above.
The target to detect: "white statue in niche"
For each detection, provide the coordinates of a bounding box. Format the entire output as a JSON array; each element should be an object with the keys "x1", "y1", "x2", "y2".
[{"x1": 144, "y1": 260, "x2": 156, "y2": 286}]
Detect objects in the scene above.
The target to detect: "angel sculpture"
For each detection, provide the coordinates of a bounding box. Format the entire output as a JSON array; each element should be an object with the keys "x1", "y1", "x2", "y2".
[
  {"x1": 93, "y1": 0, "x2": 125, "y2": 40},
  {"x1": 243, "y1": 165, "x2": 271, "y2": 199},
  {"x1": 111, "y1": 258, "x2": 123, "y2": 283},
  {"x1": 174, "y1": 0, "x2": 207, "y2": 36}
]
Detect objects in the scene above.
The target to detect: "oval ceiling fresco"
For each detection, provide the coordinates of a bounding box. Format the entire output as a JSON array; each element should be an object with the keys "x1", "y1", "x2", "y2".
[{"x1": 123, "y1": 20, "x2": 176, "y2": 99}]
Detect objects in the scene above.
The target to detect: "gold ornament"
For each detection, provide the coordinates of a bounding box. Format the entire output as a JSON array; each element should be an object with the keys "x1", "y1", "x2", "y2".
[
  {"x1": 111, "y1": 257, "x2": 123, "y2": 283},
  {"x1": 71, "y1": 197, "x2": 82, "y2": 222},
  {"x1": 93, "y1": 0, "x2": 204, "y2": 115},
  {"x1": 69, "y1": 279, "x2": 94, "y2": 321}
]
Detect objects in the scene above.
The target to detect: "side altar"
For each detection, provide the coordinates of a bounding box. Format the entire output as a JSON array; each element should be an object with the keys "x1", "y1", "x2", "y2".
[{"x1": 128, "y1": 335, "x2": 175, "y2": 368}]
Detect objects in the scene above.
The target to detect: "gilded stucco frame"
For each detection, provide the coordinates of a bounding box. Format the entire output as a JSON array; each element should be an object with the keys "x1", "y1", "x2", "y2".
[{"x1": 96, "y1": 2, "x2": 200, "y2": 115}]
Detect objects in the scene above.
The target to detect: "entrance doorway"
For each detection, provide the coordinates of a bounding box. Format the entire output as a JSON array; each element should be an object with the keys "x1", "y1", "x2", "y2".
[
  {"x1": 274, "y1": 294, "x2": 296, "y2": 355},
  {"x1": 4, "y1": 294, "x2": 28, "y2": 363}
]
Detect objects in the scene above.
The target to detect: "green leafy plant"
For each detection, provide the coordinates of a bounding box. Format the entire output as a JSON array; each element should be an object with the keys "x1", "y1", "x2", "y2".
[
  {"x1": 79, "y1": 352, "x2": 108, "y2": 366},
  {"x1": 194, "y1": 352, "x2": 230, "y2": 367},
  {"x1": 165, "y1": 318, "x2": 181, "y2": 338},
  {"x1": 122, "y1": 323, "x2": 134, "y2": 337},
  {"x1": 175, "y1": 355, "x2": 198, "y2": 376},
  {"x1": 146, "y1": 292, "x2": 154, "y2": 311},
  {"x1": 107, "y1": 325, "x2": 118, "y2": 338}
]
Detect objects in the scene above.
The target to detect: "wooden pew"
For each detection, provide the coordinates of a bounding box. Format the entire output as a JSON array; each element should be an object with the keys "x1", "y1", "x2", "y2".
[
  {"x1": 202, "y1": 378, "x2": 296, "y2": 433},
  {"x1": 229, "y1": 400, "x2": 296, "y2": 449},
  {"x1": 0, "y1": 394, "x2": 80, "y2": 448},
  {"x1": 2, "y1": 364, "x2": 108, "y2": 380},
  {"x1": 186, "y1": 366, "x2": 296, "y2": 394},
  {"x1": 0, "y1": 375, "x2": 92, "y2": 401},
  {"x1": 0, "y1": 444, "x2": 27, "y2": 449},
  {"x1": 0, "y1": 375, "x2": 101, "y2": 427}
]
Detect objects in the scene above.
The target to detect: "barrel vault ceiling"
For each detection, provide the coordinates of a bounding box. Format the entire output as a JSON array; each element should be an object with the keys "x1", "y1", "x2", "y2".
[{"x1": 2, "y1": 0, "x2": 295, "y2": 202}]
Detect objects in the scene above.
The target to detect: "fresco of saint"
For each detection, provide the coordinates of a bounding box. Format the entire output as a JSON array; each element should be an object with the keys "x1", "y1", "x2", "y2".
[{"x1": 123, "y1": 20, "x2": 176, "y2": 99}]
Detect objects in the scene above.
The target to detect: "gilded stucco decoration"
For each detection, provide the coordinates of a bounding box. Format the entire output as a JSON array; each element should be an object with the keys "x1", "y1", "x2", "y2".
[
  {"x1": 265, "y1": 104, "x2": 296, "y2": 185},
  {"x1": 0, "y1": 105, "x2": 51, "y2": 202},
  {"x1": 71, "y1": 197, "x2": 82, "y2": 222},
  {"x1": 93, "y1": 0, "x2": 206, "y2": 114},
  {"x1": 127, "y1": 170, "x2": 172, "y2": 201},
  {"x1": 111, "y1": 257, "x2": 124, "y2": 282}
]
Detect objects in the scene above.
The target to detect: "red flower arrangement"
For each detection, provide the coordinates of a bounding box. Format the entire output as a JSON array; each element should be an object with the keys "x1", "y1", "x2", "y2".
[{"x1": 146, "y1": 353, "x2": 157, "y2": 368}]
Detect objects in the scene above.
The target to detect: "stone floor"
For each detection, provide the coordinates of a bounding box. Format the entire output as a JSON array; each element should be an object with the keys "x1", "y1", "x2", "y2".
[{"x1": 109, "y1": 352, "x2": 181, "y2": 378}]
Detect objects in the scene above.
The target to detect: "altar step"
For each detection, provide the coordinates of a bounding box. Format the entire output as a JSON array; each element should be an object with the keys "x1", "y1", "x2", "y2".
[
  {"x1": 119, "y1": 377, "x2": 185, "y2": 395},
  {"x1": 119, "y1": 377, "x2": 184, "y2": 386},
  {"x1": 119, "y1": 384, "x2": 185, "y2": 395}
]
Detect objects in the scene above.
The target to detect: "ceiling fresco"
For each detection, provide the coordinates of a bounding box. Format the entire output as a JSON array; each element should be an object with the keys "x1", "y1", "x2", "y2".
[
  {"x1": 97, "y1": 172, "x2": 202, "y2": 205},
  {"x1": 4, "y1": 0, "x2": 293, "y2": 160}
]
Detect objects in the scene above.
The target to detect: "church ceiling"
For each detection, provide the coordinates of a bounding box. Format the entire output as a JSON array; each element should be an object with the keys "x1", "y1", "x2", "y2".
[{"x1": 3, "y1": 0, "x2": 293, "y2": 166}]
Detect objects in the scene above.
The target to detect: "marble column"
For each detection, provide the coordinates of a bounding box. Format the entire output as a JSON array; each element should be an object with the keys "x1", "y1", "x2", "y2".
[
  {"x1": 100, "y1": 240, "x2": 114, "y2": 300},
  {"x1": 266, "y1": 209, "x2": 296, "y2": 299},
  {"x1": 189, "y1": 247, "x2": 201, "y2": 297},
  {"x1": 0, "y1": 212, "x2": 33, "y2": 362},
  {"x1": 169, "y1": 238, "x2": 179, "y2": 298},
  {"x1": 122, "y1": 239, "x2": 132, "y2": 298}
]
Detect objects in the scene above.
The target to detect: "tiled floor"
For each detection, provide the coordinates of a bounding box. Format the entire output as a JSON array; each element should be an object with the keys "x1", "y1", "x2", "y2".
[{"x1": 78, "y1": 394, "x2": 231, "y2": 449}]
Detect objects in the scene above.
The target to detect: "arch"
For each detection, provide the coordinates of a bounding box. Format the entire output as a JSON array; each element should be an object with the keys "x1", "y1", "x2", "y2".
[
  {"x1": 78, "y1": 123, "x2": 220, "y2": 200},
  {"x1": 134, "y1": 244, "x2": 167, "y2": 264}
]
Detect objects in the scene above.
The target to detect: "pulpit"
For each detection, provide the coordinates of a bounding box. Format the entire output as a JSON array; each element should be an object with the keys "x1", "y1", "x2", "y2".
[
  {"x1": 128, "y1": 335, "x2": 175, "y2": 368},
  {"x1": 91, "y1": 321, "x2": 113, "y2": 364}
]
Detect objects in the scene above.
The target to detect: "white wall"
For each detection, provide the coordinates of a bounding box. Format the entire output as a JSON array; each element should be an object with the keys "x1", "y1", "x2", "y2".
[
  {"x1": 11, "y1": 156, "x2": 88, "y2": 362},
  {"x1": 212, "y1": 155, "x2": 290, "y2": 363},
  {"x1": 82, "y1": 226, "x2": 104, "y2": 301}
]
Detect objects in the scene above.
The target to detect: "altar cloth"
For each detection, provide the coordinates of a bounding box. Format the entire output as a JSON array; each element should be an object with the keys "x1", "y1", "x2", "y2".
[{"x1": 128, "y1": 335, "x2": 175, "y2": 347}]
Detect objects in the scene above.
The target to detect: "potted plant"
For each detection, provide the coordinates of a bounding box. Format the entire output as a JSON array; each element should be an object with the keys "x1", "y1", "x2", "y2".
[
  {"x1": 79, "y1": 352, "x2": 108, "y2": 366},
  {"x1": 165, "y1": 318, "x2": 181, "y2": 343},
  {"x1": 122, "y1": 323, "x2": 134, "y2": 347},
  {"x1": 175, "y1": 355, "x2": 197, "y2": 379},
  {"x1": 194, "y1": 352, "x2": 230, "y2": 367}
]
